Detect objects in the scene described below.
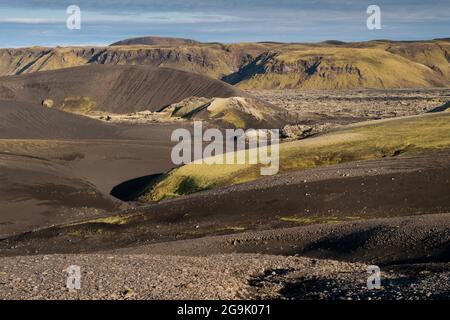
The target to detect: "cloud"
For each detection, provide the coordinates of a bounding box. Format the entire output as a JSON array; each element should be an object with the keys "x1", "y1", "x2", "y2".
[
  {"x1": 0, "y1": 7, "x2": 254, "y2": 25},
  {"x1": 0, "y1": 0, "x2": 449, "y2": 47},
  {"x1": 0, "y1": 17, "x2": 63, "y2": 24},
  {"x1": 1, "y1": 0, "x2": 449, "y2": 26},
  {"x1": 87, "y1": 12, "x2": 253, "y2": 24},
  {"x1": 0, "y1": 0, "x2": 448, "y2": 13}
]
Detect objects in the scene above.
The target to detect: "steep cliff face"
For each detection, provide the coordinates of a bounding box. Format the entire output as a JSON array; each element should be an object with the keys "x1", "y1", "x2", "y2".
[
  {"x1": 0, "y1": 39, "x2": 449, "y2": 89},
  {"x1": 89, "y1": 45, "x2": 237, "y2": 78},
  {"x1": 386, "y1": 41, "x2": 450, "y2": 80},
  {"x1": 0, "y1": 47, "x2": 100, "y2": 75},
  {"x1": 0, "y1": 43, "x2": 267, "y2": 79},
  {"x1": 224, "y1": 43, "x2": 450, "y2": 89}
]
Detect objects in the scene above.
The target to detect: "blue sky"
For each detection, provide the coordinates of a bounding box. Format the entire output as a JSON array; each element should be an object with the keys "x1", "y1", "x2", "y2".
[{"x1": 0, "y1": 0, "x2": 449, "y2": 47}]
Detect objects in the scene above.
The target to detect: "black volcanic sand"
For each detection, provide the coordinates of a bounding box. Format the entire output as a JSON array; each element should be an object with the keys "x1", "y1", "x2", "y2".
[
  {"x1": 0, "y1": 64, "x2": 246, "y2": 113},
  {"x1": 117, "y1": 212, "x2": 450, "y2": 266},
  {"x1": 1, "y1": 150, "x2": 449, "y2": 264},
  {"x1": 0, "y1": 100, "x2": 121, "y2": 139},
  {"x1": 0, "y1": 153, "x2": 121, "y2": 237},
  {"x1": 0, "y1": 100, "x2": 189, "y2": 237}
]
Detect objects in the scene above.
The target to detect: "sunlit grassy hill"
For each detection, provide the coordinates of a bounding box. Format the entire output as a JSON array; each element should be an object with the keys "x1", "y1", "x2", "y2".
[
  {"x1": 225, "y1": 45, "x2": 449, "y2": 89},
  {"x1": 141, "y1": 112, "x2": 450, "y2": 201}
]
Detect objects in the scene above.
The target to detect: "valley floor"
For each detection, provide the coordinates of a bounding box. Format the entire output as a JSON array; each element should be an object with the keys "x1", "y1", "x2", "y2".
[
  {"x1": 0, "y1": 88, "x2": 449, "y2": 300},
  {"x1": 1, "y1": 150, "x2": 450, "y2": 299}
]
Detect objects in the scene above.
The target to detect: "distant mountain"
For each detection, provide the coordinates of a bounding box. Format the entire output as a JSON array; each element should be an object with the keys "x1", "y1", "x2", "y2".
[
  {"x1": 0, "y1": 39, "x2": 448, "y2": 89},
  {"x1": 110, "y1": 36, "x2": 201, "y2": 46}
]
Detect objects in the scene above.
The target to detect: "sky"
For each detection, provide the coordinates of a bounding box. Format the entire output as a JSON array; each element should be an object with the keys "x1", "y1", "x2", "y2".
[{"x1": 0, "y1": 0, "x2": 449, "y2": 47}]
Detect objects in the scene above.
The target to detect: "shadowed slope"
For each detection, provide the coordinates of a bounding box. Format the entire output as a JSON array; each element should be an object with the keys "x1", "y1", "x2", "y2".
[
  {"x1": 0, "y1": 100, "x2": 188, "y2": 236},
  {"x1": 0, "y1": 99, "x2": 120, "y2": 139},
  {"x1": 0, "y1": 65, "x2": 246, "y2": 114}
]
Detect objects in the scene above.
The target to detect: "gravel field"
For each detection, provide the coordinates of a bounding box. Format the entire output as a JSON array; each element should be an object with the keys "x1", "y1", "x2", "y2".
[{"x1": 1, "y1": 253, "x2": 449, "y2": 300}]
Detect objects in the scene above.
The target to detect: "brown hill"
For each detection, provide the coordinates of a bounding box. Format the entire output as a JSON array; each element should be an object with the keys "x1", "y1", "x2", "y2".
[
  {"x1": 110, "y1": 36, "x2": 201, "y2": 46},
  {"x1": 0, "y1": 65, "x2": 245, "y2": 114}
]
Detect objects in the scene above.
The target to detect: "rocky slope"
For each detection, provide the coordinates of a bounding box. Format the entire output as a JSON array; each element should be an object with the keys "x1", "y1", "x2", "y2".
[
  {"x1": 163, "y1": 96, "x2": 289, "y2": 128},
  {"x1": 0, "y1": 44, "x2": 259, "y2": 79},
  {"x1": 224, "y1": 42, "x2": 450, "y2": 89}
]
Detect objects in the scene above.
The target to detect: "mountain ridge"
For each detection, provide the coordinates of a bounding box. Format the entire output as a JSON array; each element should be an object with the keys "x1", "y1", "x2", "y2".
[{"x1": 0, "y1": 38, "x2": 449, "y2": 89}]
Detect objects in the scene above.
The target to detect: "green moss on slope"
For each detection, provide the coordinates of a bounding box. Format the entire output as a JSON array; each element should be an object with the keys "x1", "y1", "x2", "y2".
[{"x1": 141, "y1": 113, "x2": 450, "y2": 202}]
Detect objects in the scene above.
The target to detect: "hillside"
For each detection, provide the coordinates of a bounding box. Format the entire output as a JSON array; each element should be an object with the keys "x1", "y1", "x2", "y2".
[
  {"x1": 224, "y1": 46, "x2": 449, "y2": 89},
  {"x1": 0, "y1": 98, "x2": 188, "y2": 236},
  {"x1": 0, "y1": 39, "x2": 448, "y2": 89},
  {"x1": 163, "y1": 96, "x2": 288, "y2": 129},
  {"x1": 0, "y1": 99, "x2": 119, "y2": 139},
  {"x1": 0, "y1": 44, "x2": 257, "y2": 79},
  {"x1": 0, "y1": 65, "x2": 245, "y2": 114},
  {"x1": 141, "y1": 112, "x2": 450, "y2": 201}
]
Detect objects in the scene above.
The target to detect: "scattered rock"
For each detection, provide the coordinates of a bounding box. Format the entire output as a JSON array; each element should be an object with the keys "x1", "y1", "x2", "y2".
[{"x1": 42, "y1": 99, "x2": 54, "y2": 108}]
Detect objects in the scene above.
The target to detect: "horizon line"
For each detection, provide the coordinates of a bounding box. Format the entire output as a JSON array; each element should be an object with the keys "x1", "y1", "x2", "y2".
[{"x1": 1, "y1": 36, "x2": 449, "y2": 50}]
